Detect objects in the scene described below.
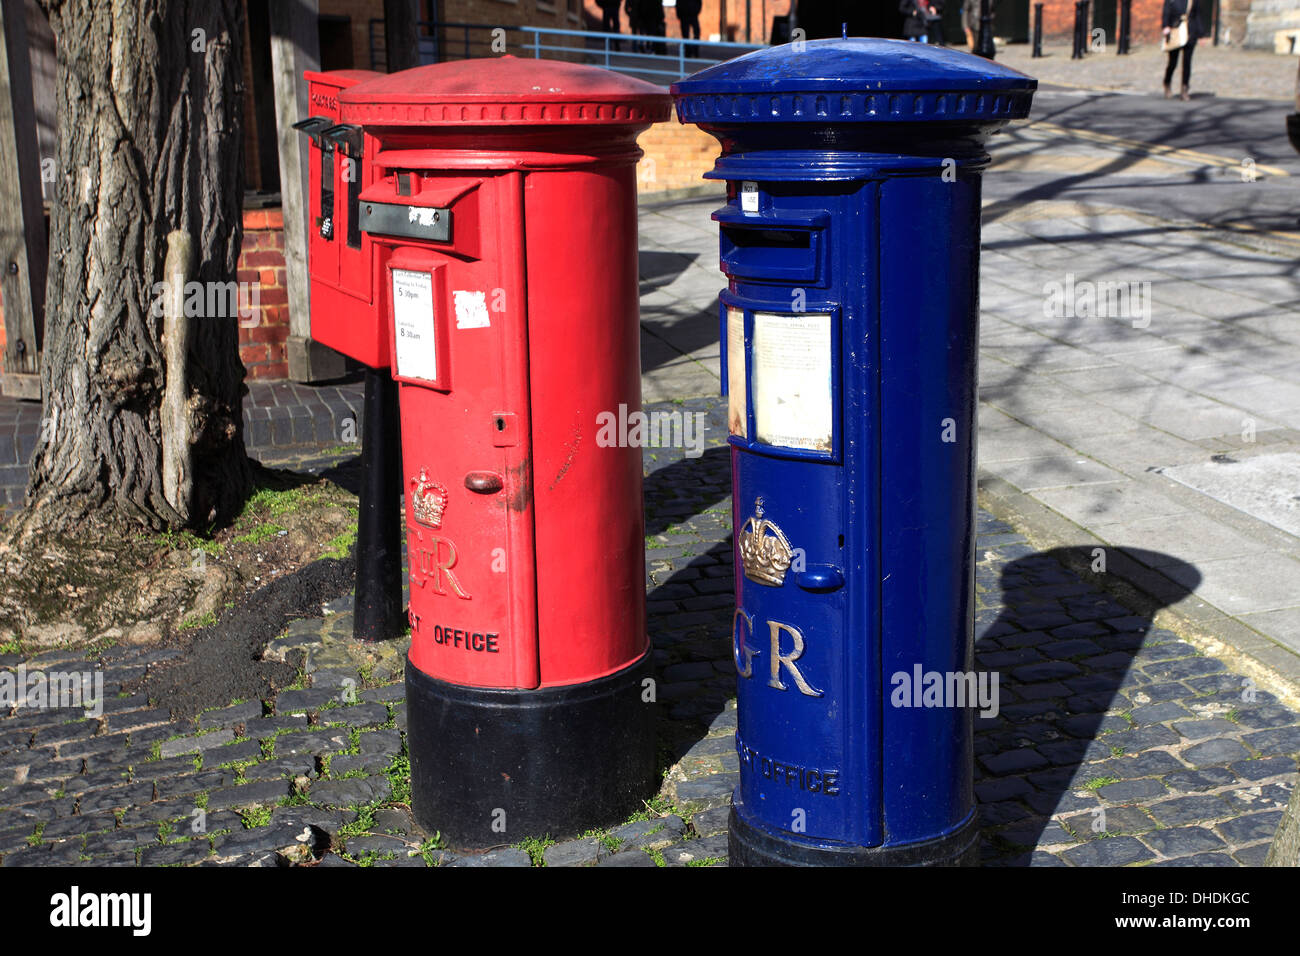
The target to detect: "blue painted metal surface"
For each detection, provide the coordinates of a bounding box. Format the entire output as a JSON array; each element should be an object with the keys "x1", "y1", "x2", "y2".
[{"x1": 672, "y1": 39, "x2": 1035, "y2": 864}]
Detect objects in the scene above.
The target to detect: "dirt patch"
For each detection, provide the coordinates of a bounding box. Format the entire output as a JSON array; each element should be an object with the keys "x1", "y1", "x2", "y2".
[
  {"x1": 133, "y1": 555, "x2": 355, "y2": 717},
  {"x1": 0, "y1": 463, "x2": 360, "y2": 657}
]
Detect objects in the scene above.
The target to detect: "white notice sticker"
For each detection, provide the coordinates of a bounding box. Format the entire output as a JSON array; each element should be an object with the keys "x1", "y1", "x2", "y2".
[
  {"x1": 740, "y1": 181, "x2": 759, "y2": 214},
  {"x1": 751, "y1": 311, "x2": 832, "y2": 452},
  {"x1": 392, "y1": 269, "x2": 437, "y2": 381},
  {"x1": 726, "y1": 306, "x2": 747, "y2": 439},
  {"x1": 453, "y1": 290, "x2": 490, "y2": 329}
]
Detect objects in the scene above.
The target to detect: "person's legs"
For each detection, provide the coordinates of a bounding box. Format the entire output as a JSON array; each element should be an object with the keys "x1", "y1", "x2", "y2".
[
  {"x1": 1180, "y1": 41, "x2": 1194, "y2": 96},
  {"x1": 1163, "y1": 49, "x2": 1180, "y2": 93},
  {"x1": 681, "y1": 15, "x2": 700, "y2": 58}
]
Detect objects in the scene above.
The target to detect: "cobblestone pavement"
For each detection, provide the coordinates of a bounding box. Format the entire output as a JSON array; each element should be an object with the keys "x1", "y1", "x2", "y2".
[
  {"x1": 997, "y1": 42, "x2": 1297, "y2": 102},
  {"x1": 0, "y1": 380, "x2": 363, "y2": 515},
  {"x1": 0, "y1": 396, "x2": 1294, "y2": 866}
]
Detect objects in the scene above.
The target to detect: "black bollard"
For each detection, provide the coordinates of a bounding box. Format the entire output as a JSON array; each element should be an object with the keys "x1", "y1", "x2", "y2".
[
  {"x1": 1071, "y1": 1, "x2": 1083, "y2": 59},
  {"x1": 1118, "y1": 0, "x2": 1131, "y2": 54},
  {"x1": 353, "y1": 367, "x2": 405, "y2": 642},
  {"x1": 1032, "y1": 3, "x2": 1043, "y2": 57}
]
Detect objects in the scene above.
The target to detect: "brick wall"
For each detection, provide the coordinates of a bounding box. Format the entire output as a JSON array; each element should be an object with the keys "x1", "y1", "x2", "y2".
[
  {"x1": 637, "y1": 114, "x2": 721, "y2": 193},
  {"x1": 1038, "y1": 0, "x2": 1174, "y2": 46},
  {"x1": 237, "y1": 208, "x2": 291, "y2": 380}
]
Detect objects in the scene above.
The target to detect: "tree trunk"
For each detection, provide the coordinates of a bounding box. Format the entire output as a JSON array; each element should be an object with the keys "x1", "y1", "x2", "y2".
[{"x1": 18, "y1": 0, "x2": 252, "y2": 538}]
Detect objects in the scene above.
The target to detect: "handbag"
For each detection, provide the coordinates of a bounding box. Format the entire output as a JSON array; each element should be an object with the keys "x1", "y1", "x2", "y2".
[{"x1": 1162, "y1": 0, "x2": 1193, "y2": 52}]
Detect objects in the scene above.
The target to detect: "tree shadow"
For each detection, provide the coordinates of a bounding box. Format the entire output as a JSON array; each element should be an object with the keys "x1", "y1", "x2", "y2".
[
  {"x1": 974, "y1": 542, "x2": 1203, "y2": 865},
  {"x1": 639, "y1": 249, "x2": 699, "y2": 292},
  {"x1": 640, "y1": 436, "x2": 736, "y2": 777}
]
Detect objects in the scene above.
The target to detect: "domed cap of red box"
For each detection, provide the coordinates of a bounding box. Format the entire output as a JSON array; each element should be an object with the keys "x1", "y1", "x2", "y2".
[{"x1": 339, "y1": 55, "x2": 672, "y2": 127}]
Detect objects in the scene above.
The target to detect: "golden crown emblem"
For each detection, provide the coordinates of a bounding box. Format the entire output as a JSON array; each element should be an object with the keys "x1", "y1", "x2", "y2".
[
  {"x1": 410, "y1": 468, "x2": 448, "y2": 529},
  {"x1": 739, "y1": 497, "x2": 794, "y2": 587}
]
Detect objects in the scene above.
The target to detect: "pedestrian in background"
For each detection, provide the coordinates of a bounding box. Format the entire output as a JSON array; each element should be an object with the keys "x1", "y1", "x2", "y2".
[
  {"x1": 599, "y1": 0, "x2": 623, "y2": 51},
  {"x1": 650, "y1": 2, "x2": 668, "y2": 55},
  {"x1": 962, "y1": 0, "x2": 994, "y2": 51},
  {"x1": 599, "y1": 0, "x2": 621, "y2": 36},
  {"x1": 627, "y1": 0, "x2": 650, "y2": 52},
  {"x1": 1162, "y1": 0, "x2": 1204, "y2": 101},
  {"x1": 676, "y1": 0, "x2": 703, "y2": 59},
  {"x1": 901, "y1": 0, "x2": 944, "y2": 44}
]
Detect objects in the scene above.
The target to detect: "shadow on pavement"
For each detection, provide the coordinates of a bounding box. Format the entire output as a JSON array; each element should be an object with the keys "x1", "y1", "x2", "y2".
[
  {"x1": 976, "y1": 544, "x2": 1202, "y2": 865},
  {"x1": 640, "y1": 441, "x2": 736, "y2": 779},
  {"x1": 639, "y1": 249, "x2": 699, "y2": 290}
]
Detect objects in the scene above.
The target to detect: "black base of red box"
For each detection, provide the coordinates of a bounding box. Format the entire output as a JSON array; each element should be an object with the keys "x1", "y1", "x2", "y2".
[{"x1": 404, "y1": 650, "x2": 656, "y2": 850}]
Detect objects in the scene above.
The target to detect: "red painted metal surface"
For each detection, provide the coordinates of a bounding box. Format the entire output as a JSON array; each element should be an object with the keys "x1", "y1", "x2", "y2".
[
  {"x1": 338, "y1": 59, "x2": 670, "y2": 689},
  {"x1": 303, "y1": 69, "x2": 388, "y2": 367}
]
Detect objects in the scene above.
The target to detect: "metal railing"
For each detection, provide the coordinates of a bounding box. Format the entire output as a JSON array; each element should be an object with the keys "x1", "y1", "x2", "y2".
[
  {"x1": 519, "y1": 25, "x2": 762, "y2": 84},
  {"x1": 368, "y1": 20, "x2": 763, "y2": 85}
]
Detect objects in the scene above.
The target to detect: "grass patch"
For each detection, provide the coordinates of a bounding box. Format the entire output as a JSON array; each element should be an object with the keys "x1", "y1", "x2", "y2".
[
  {"x1": 625, "y1": 795, "x2": 679, "y2": 823},
  {"x1": 1082, "y1": 776, "x2": 1120, "y2": 791},
  {"x1": 232, "y1": 523, "x2": 286, "y2": 546},
  {"x1": 322, "y1": 529, "x2": 357, "y2": 560},
  {"x1": 155, "y1": 528, "x2": 224, "y2": 557},
  {"x1": 515, "y1": 835, "x2": 555, "y2": 867},
  {"x1": 418, "y1": 834, "x2": 447, "y2": 866},
  {"x1": 179, "y1": 611, "x2": 218, "y2": 632},
  {"x1": 385, "y1": 753, "x2": 411, "y2": 805},
  {"x1": 239, "y1": 805, "x2": 272, "y2": 829}
]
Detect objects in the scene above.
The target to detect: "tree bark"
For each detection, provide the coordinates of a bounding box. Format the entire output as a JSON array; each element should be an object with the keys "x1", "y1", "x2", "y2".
[{"x1": 18, "y1": 0, "x2": 253, "y2": 537}]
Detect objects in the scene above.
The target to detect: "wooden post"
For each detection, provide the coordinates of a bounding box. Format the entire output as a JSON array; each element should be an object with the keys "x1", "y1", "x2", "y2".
[
  {"x1": 161, "y1": 230, "x2": 196, "y2": 521},
  {"x1": 0, "y1": 0, "x2": 48, "y2": 399},
  {"x1": 270, "y1": 0, "x2": 345, "y2": 383}
]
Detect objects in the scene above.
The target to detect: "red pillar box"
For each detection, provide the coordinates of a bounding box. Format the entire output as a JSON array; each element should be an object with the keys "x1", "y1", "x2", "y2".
[
  {"x1": 295, "y1": 69, "x2": 387, "y2": 367},
  {"x1": 338, "y1": 58, "x2": 671, "y2": 848}
]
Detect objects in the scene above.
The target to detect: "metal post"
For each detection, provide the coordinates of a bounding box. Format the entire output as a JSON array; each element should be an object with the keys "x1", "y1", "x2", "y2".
[
  {"x1": 1032, "y1": 3, "x2": 1043, "y2": 57},
  {"x1": 1071, "y1": 1, "x2": 1082, "y2": 58},
  {"x1": 1117, "y1": 0, "x2": 1130, "y2": 54},
  {"x1": 353, "y1": 368, "x2": 405, "y2": 642},
  {"x1": 976, "y1": 0, "x2": 995, "y2": 59}
]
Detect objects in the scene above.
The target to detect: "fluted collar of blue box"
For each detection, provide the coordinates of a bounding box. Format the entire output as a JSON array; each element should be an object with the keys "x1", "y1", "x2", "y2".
[{"x1": 671, "y1": 38, "x2": 1036, "y2": 128}]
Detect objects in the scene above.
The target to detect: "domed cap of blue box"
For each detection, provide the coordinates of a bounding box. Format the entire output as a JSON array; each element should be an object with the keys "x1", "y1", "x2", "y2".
[{"x1": 671, "y1": 37, "x2": 1035, "y2": 129}]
